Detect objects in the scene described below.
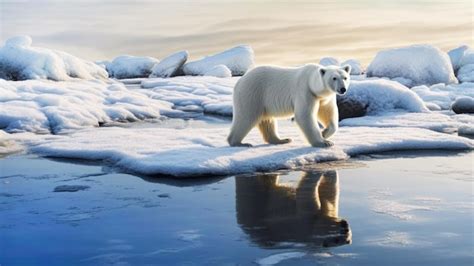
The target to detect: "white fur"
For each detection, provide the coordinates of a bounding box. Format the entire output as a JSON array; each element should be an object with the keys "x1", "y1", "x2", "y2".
[{"x1": 227, "y1": 63, "x2": 351, "y2": 147}]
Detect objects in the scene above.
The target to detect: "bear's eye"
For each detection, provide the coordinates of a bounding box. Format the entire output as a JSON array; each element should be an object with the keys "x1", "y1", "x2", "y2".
[
  {"x1": 343, "y1": 77, "x2": 347, "y2": 80},
  {"x1": 332, "y1": 77, "x2": 337, "y2": 81}
]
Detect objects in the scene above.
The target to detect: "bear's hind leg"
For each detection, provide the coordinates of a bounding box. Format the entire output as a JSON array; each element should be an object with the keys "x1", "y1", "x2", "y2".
[{"x1": 258, "y1": 119, "x2": 292, "y2": 145}]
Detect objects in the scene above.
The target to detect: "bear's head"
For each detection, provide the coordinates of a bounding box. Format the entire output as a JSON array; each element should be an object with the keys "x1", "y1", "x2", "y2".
[{"x1": 319, "y1": 65, "x2": 351, "y2": 96}]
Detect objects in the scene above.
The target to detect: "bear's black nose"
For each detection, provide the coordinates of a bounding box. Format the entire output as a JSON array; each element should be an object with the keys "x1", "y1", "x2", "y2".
[{"x1": 340, "y1": 87, "x2": 346, "y2": 93}]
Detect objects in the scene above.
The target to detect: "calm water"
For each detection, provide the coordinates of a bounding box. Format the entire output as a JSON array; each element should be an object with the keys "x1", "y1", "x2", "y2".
[{"x1": 0, "y1": 151, "x2": 472, "y2": 265}]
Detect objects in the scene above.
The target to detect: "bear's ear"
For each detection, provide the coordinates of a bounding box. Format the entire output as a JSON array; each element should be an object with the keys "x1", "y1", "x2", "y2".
[
  {"x1": 319, "y1": 68, "x2": 326, "y2": 76},
  {"x1": 342, "y1": 64, "x2": 351, "y2": 74}
]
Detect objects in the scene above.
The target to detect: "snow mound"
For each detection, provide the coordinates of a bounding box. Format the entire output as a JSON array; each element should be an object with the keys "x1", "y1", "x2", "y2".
[
  {"x1": 345, "y1": 79, "x2": 428, "y2": 114},
  {"x1": 108, "y1": 55, "x2": 159, "y2": 79},
  {"x1": 342, "y1": 59, "x2": 363, "y2": 75},
  {"x1": 366, "y1": 45, "x2": 458, "y2": 86},
  {"x1": 448, "y1": 45, "x2": 469, "y2": 71},
  {"x1": 411, "y1": 82, "x2": 474, "y2": 110},
  {"x1": 26, "y1": 124, "x2": 473, "y2": 177},
  {"x1": 0, "y1": 131, "x2": 22, "y2": 155},
  {"x1": 149, "y1": 51, "x2": 188, "y2": 78},
  {"x1": 204, "y1": 64, "x2": 232, "y2": 78},
  {"x1": 458, "y1": 48, "x2": 474, "y2": 67},
  {"x1": 0, "y1": 79, "x2": 174, "y2": 133},
  {"x1": 452, "y1": 96, "x2": 474, "y2": 114},
  {"x1": 0, "y1": 35, "x2": 108, "y2": 81},
  {"x1": 319, "y1": 57, "x2": 340, "y2": 66},
  {"x1": 183, "y1": 45, "x2": 254, "y2": 76}
]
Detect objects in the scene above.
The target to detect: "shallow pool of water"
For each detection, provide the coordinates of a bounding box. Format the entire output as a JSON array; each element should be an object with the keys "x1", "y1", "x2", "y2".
[{"x1": 0, "y1": 151, "x2": 472, "y2": 265}]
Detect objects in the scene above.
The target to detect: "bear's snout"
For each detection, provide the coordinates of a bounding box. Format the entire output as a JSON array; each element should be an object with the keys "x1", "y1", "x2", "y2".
[{"x1": 339, "y1": 87, "x2": 347, "y2": 94}]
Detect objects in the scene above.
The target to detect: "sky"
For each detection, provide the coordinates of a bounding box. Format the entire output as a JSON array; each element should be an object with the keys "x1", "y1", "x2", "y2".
[{"x1": 0, "y1": 0, "x2": 472, "y2": 65}]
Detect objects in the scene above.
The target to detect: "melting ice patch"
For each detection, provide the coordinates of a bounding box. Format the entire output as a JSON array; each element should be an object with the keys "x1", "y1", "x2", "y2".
[{"x1": 256, "y1": 252, "x2": 306, "y2": 266}]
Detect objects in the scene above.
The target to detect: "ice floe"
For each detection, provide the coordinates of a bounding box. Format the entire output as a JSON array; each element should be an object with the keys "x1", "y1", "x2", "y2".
[
  {"x1": 19, "y1": 124, "x2": 472, "y2": 177},
  {"x1": 149, "y1": 51, "x2": 188, "y2": 78}
]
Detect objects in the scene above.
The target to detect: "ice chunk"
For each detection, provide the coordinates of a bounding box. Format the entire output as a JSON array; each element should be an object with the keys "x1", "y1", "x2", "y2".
[
  {"x1": 458, "y1": 48, "x2": 474, "y2": 67},
  {"x1": 457, "y1": 64, "x2": 474, "y2": 83},
  {"x1": 149, "y1": 51, "x2": 188, "y2": 78},
  {"x1": 108, "y1": 55, "x2": 159, "y2": 79},
  {"x1": 412, "y1": 83, "x2": 474, "y2": 110},
  {"x1": 448, "y1": 45, "x2": 469, "y2": 71},
  {"x1": 367, "y1": 45, "x2": 458, "y2": 86},
  {"x1": 451, "y1": 96, "x2": 474, "y2": 114},
  {"x1": 0, "y1": 35, "x2": 108, "y2": 81},
  {"x1": 319, "y1": 57, "x2": 340, "y2": 66},
  {"x1": 342, "y1": 59, "x2": 363, "y2": 75},
  {"x1": 183, "y1": 45, "x2": 254, "y2": 76},
  {"x1": 203, "y1": 64, "x2": 232, "y2": 78}
]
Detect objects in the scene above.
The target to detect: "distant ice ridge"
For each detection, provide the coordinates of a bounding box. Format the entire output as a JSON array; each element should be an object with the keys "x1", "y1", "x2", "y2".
[
  {"x1": 0, "y1": 36, "x2": 108, "y2": 81},
  {"x1": 367, "y1": 44, "x2": 458, "y2": 86},
  {"x1": 23, "y1": 124, "x2": 472, "y2": 177}
]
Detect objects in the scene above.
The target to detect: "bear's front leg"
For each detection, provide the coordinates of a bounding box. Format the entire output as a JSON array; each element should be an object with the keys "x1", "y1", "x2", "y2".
[
  {"x1": 294, "y1": 101, "x2": 334, "y2": 148},
  {"x1": 319, "y1": 97, "x2": 339, "y2": 140}
]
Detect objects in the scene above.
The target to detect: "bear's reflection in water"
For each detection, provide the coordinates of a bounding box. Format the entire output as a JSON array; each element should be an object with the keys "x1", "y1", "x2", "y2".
[{"x1": 236, "y1": 170, "x2": 351, "y2": 248}]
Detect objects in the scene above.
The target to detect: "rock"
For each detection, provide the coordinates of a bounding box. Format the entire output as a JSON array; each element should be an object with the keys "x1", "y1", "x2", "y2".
[
  {"x1": 366, "y1": 44, "x2": 458, "y2": 86},
  {"x1": 149, "y1": 51, "x2": 188, "y2": 78},
  {"x1": 337, "y1": 95, "x2": 367, "y2": 120},
  {"x1": 53, "y1": 185, "x2": 90, "y2": 192},
  {"x1": 451, "y1": 96, "x2": 474, "y2": 114},
  {"x1": 203, "y1": 64, "x2": 232, "y2": 78}
]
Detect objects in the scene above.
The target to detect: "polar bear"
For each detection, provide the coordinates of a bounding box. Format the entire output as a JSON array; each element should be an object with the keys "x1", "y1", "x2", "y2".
[{"x1": 227, "y1": 63, "x2": 351, "y2": 147}]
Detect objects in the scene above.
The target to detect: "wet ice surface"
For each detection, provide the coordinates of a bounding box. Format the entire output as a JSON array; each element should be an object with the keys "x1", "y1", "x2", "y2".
[{"x1": 0, "y1": 152, "x2": 473, "y2": 265}]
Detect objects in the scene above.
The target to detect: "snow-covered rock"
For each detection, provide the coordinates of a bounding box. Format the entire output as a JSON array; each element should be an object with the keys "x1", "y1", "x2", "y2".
[
  {"x1": 0, "y1": 79, "x2": 174, "y2": 133},
  {"x1": 345, "y1": 79, "x2": 428, "y2": 114},
  {"x1": 341, "y1": 59, "x2": 363, "y2": 75},
  {"x1": 183, "y1": 45, "x2": 254, "y2": 76},
  {"x1": 0, "y1": 35, "x2": 108, "y2": 81},
  {"x1": 319, "y1": 57, "x2": 340, "y2": 66},
  {"x1": 448, "y1": 45, "x2": 469, "y2": 71},
  {"x1": 457, "y1": 64, "x2": 474, "y2": 83},
  {"x1": 451, "y1": 96, "x2": 474, "y2": 114},
  {"x1": 149, "y1": 51, "x2": 188, "y2": 78},
  {"x1": 366, "y1": 45, "x2": 458, "y2": 86},
  {"x1": 204, "y1": 64, "x2": 232, "y2": 78},
  {"x1": 108, "y1": 55, "x2": 159, "y2": 79},
  {"x1": 24, "y1": 124, "x2": 472, "y2": 177}
]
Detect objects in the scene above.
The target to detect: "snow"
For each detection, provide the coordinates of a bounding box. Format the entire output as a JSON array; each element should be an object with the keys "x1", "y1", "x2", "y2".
[
  {"x1": 0, "y1": 131, "x2": 22, "y2": 155},
  {"x1": 107, "y1": 55, "x2": 159, "y2": 79},
  {"x1": 342, "y1": 59, "x2": 363, "y2": 75},
  {"x1": 21, "y1": 124, "x2": 472, "y2": 177},
  {"x1": 0, "y1": 79, "x2": 174, "y2": 133},
  {"x1": 0, "y1": 36, "x2": 108, "y2": 81},
  {"x1": 345, "y1": 79, "x2": 428, "y2": 114},
  {"x1": 451, "y1": 96, "x2": 474, "y2": 114},
  {"x1": 448, "y1": 45, "x2": 469, "y2": 71},
  {"x1": 204, "y1": 64, "x2": 232, "y2": 78},
  {"x1": 149, "y1": 51, "x2": 188, "y2": 78},
  {"x1": 183, "y1": 45, "x2": 254, "y2": 76},
  {"x1": 319, "y1": 57, "x2": 340, "y2": 66},
  {"x1": 366, "y1": 45, "x2": 458, "y2": 86},
  {"x1": 411, "y1": 82, "x2": 474, "y2": 110}
]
